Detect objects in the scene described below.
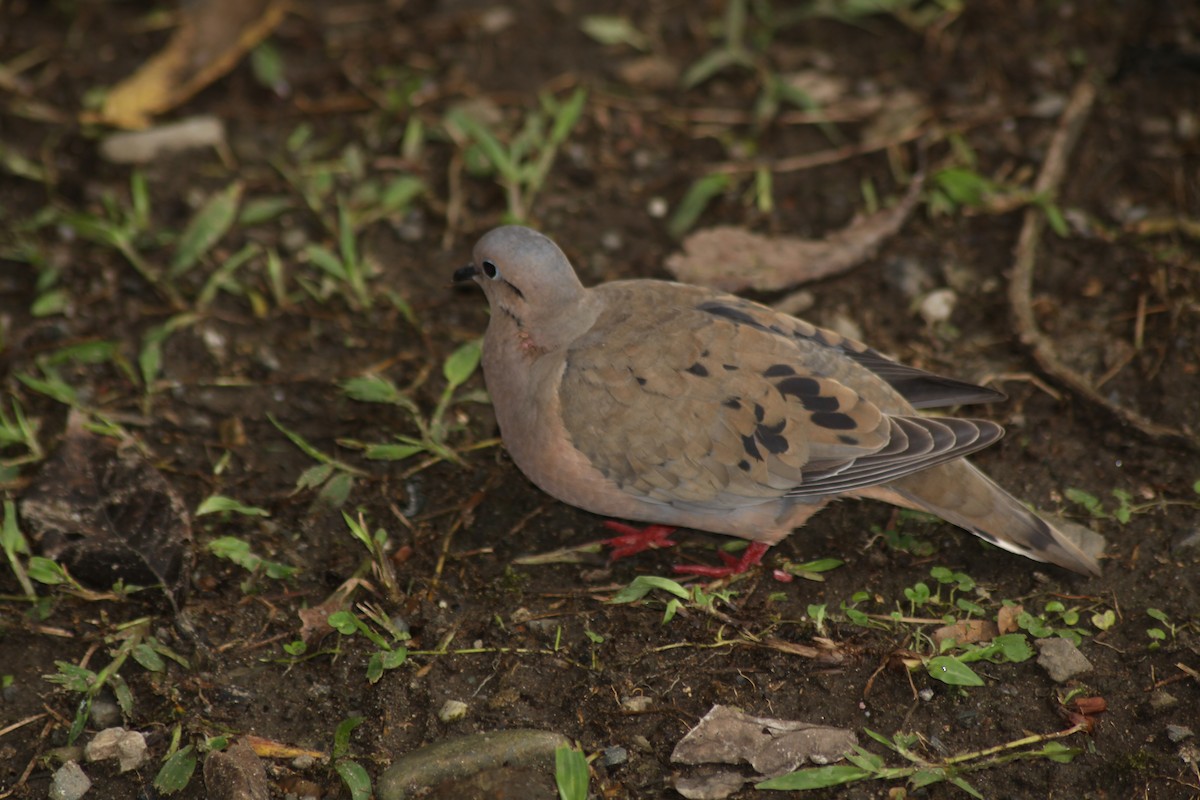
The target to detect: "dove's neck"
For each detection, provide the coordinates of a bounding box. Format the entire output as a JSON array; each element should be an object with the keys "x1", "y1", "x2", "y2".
[
  {"x1": 482, "y1": 289, "x2": 601, "y2": 428},
  {"x1": 486, "y1": 289, "x2": 602, "y2": 363}
]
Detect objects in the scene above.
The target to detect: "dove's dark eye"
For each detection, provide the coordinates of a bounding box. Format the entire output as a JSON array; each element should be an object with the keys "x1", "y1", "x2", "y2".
[{"x1": 481, "y1": 259, "x2": 499, "y2": 279}]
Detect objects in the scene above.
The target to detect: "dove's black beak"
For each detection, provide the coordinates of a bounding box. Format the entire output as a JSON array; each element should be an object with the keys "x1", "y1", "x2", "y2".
[{"x1": 453, "y1": 263, "x2": 479, "y2": 282}]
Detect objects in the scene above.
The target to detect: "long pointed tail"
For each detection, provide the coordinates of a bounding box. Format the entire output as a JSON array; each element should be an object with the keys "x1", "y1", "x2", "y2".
[{"x1": 857, "y1": 460, "x2": 1102, "y2": 576}]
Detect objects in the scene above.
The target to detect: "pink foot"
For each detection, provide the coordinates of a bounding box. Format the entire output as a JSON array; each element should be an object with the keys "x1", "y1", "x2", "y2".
[
  {"x1": 603, "y1": 521, "x2": 679, "y2": 560},
  {"x1": 673, "y1": 541, "x2": 770, "y2": 578}
]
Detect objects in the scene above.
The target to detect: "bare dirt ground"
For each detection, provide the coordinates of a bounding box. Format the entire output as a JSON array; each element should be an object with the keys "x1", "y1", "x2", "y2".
[{"x1": 1, "y1": 1, "x2": 1199, "y2": 798}]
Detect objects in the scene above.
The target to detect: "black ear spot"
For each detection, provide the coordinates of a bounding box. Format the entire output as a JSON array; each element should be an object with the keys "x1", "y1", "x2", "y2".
[{"x1": 482, "y1": 259, "x2": 499, "y2": 279}]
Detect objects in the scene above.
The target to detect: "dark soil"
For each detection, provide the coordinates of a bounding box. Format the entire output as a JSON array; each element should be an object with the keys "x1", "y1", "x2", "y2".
[{"x1": 2, "y1": 1, "x2": 1198, "y2": 799}]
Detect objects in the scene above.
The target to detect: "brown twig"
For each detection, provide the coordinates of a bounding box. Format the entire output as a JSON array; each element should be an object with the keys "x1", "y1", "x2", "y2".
[{"x1": 1007, "y1": 71, "x2": 1199, "y2": 448}]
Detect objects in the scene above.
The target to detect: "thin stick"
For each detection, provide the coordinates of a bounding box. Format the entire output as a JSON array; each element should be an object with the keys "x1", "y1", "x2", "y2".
[{"x1": 1007, "y1": 72, "x2": 1198, "y2": 448}]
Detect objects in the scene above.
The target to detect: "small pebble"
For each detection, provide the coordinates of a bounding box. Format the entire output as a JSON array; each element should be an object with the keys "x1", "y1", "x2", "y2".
[
  {"x1": 918, "y1": 288, "x2": 957, "y2": 326},
  {"x1": 88, "y1": 698, "x2": 121, "y2": 729},
  {"x1": 1149, "y1": 691, "x2": 1179, "y2": 711},
  {"x1": 600, "y1": 231, "x2": 623, "y2": 252},
  {"x1": 50, "y1": 762, "x2": 91, "y2": 800},
  {"x1": 602, "y1": 746, "x2": 628, "y2": 767},
  {"x1": 918, "y1": 688, "x2": 934, "y2": 701},
  {"x1": 647, "y1": 197, "x2": 668, "y2": 218},
  {"x1": 621, "y1": 696, "x2": 653, "y2": 713},
  {"x1": 1167, "y1": 725, "x2": 1194, "y2": 743},
  {"x1": 438, "y1": 700, "x2": 468, "y2": 723},
  {"x1": 1035, "y1": 638, "x2": 1093, "y2": 683}
]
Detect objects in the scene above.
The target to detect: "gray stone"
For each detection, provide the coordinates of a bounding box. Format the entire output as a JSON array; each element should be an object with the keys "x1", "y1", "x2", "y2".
[
  {"x1": 1035, "y1": 638, "x2": 1093, "y2": 683},
  {"x1": 49, "y1": 762, "x2": 91, "y2": 800}
]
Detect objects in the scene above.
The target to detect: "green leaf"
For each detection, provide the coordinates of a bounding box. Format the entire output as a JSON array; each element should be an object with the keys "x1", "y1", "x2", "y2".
[
  {"x1": 170, "y1": 182, "x2": 243, "y2": 278},
  {"x1": 154, "y1": 745, "x2": 197, "y2": 794},
  {"x1": 196, "y1": 495, "x2": 271, "y2": 517},
  {"x1": 443, "y1": 340, "x2": 482, "y2": 388},
  {"x1": 609, "y1": 575, "x2": 691, "y2": 604},
  {"x1": 250, "y1": 41, "x2": 286, "y2": 89},
  {"x1": 662, "y1": 598, "x2": 682, "y2": 624},
  {"x1": 791, "y1": 558, "x2": 844, "y2": 574},
  {"x1": 27, "y1": 556, "x2": 69, "y2": 585},
  {"x1": 580, "y1": 15, "x2": 648, "y2": 50},
  {"x1": 111, "y1": 673, "x2": 134, "y2": 714},
  {"x1": 1146, "y1": 608, "x2": 1169, "y2": 623},
  {"x1": 328, "y1": 611, "x2": 359, "y2": 635},
  {"x1": 682, "y1": 47, "x2": 754, "y2": 90},
  {"x1": 555, "y1": 745, "x2": 590, "y2": 800},
  {"x1": 132, "y1": 643, "x2": 166, "y2": 672},
  {"x1": 1041, "y1": 201, "x2": 1069, "y2": 237},
  {"x1": 239, "y1": 195, "x2": 293, "y2": 226},
  {"x1": 363, "y1": 442, "x2": 427, "y2": 461},
  {"x1": 927, "y1": 655, "x2": 984, "y2": 686},
  {"x1": 1064, "y1": 488, "x2": 1103, "y2": 517},
  {"x1": 317, "y1": 471, "x2": 355, "y2": 508},
  {"x1": 990, "y1": 633, "x2": 1034, "y2": 663},
  {"x1": 910, "y1": 768, "x2": 947, "y2": 788},
  {"x1": 756, "y1": 764, "x2": 871, "y2": 790},
  {"x1": 304, "y1": 244, "x2": 347, "y2": 279},
  {"x1": 948, "y1": 775, "x2": 986, "y2": 798},
  {"x1": 933, "y1": 168, "x2": 994, "y2": 207},
  {"x1": 380, "y1": 647, "x2": 408, "y2": 670},
  {"x1": 668, "y1": 174, "x2": 731, "y2": 238},
  {"x1": 296, "y1": 463, "x2": 335, "y2": 490},
  {"x1": 32, "y1": 289, "x2": 68, "y2": 317},
  {"x1": 332, "y1": 715, "x2": 365, "y2": 759},
  {"x1": 366, "y1": 652, "x2": 384, "y2": 684},
  {"x1": 335, "y1": 760, "x2": 372, "y2": 800},
  {"x1": 1040, "y1": 741, "x2": 1081, "y2": 763},
  {"x1": 380, "y1": 175, "x2": 426, "y2": 213}
]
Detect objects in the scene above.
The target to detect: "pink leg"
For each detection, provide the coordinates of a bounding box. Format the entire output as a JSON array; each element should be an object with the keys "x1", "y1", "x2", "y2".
[
  {"x1": 672, "y1": 541, "x2": 770, "y2": 578},
  {"x1": 603, "y1": 521, "x2": 679, "y2": 560}
]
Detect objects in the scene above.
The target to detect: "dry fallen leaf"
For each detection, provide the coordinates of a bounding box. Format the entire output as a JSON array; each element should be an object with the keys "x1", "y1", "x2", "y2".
[
  {"x1": 98, "y1": 0, "x2": 288, "y2": 128},
  {"x1": 20, "y1": 410, "x2": 193, "y2": 610},
  {"x1": 932, "y1": 619, "x2": 999, "y2": 648},
  {"x1": 665, "y1": 173, "x2": 924, "y2": 292},
  {"x1": 671, "y1": 704, "x2": 856, "y2": 799}
]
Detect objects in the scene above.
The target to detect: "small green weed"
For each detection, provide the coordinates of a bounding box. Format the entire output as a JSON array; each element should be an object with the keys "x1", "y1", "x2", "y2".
[
  {"x1": 326, "y1": 604, "x2": 410, "y2": 684},
  {"x1": 608, "y1": 574, "x2": 737, "y2": 625},
  {"x1": 333, "y1": 716, "x2": 372, "y2": 800},
  {"x1": 759, "y1": 725, "x2": 1083, "y2": 796},
  {"x1": 269, "y1": 413, "x2": 368, "y2": 510},
  {"x1": 339, "y1": 339, "x2": 492, "y2": 469},
  {"x1": 43, "y1": 618, "x2": 189, "y2": 745},
  {"x1": 445, "y1": 87, "x2": 588, "y2": 223},
  {"x1": 555, "y1": 744, "x2": 590, "y2": 800},
  {"x1": 343, "y1": 510, "x2": 400, "y2": 602}
]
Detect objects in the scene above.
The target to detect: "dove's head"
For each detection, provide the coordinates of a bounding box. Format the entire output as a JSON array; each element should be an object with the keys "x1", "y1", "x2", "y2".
[{"x1": 455, "y1": 226, "x2": 593, "y2": 351}]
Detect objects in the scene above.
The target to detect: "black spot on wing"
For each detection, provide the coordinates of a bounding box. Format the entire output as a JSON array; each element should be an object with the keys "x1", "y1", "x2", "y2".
[
  {"x1": 723, "y1": 397, "x2": 742, "y2": 410},
  {"x1": 777, "y1": 376, "x2": 821, "y2": 400},
  {"x1": 635, "y1": 376, "x2": 647, "y2": 386},
  {"x1": 753, "y1": 403, "x2": 765, "y2": 422},
  {"x1": 811, "y1": 411, "x2": 857, "y2": 431},
  {"x1": 737, "y1": 460, "x2": 751, "y2": 471},
  {"x1": 754, "y1": 419, "x2": 788, "y2": 454},
  {"x1": 722, "y1": 364, "x2": 739, "y2": 371},
  {"x1": 686, "y1": 362, "x2": 709, "y2": 377},
  {"x1": 802, "y1": 395, "x2": 840, "y2": 413},
  {"x1": 741, "y1": 434, "x2": 763, "y2": 462},
  {"x1": 838, "y1": 434, "x2": 858, "y2": 445},
  {"x1": 697, "y1": 301, "x2": 768, "y2": 330},
  {"x1": 776, "y1": 376, "x2": 840, "y2": 412},
  {"x1": 764, "y1": 364, "x2": 795, "y2": 377}
]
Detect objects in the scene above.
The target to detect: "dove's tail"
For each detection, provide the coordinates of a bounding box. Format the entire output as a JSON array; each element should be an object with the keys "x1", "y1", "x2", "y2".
[{"x1": 857, "y1": 461, "x2": 1102, "y2": 576}]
